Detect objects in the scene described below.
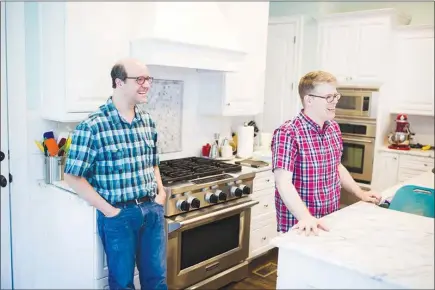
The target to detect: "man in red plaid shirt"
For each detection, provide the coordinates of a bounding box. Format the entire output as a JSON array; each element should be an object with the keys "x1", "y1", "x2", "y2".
[{"x1": 271, "y1": 71, "x2": 381, "y2": 236}]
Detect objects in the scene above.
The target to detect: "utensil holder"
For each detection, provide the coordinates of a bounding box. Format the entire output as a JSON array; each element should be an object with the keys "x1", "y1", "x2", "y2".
[{"x1": 44, "y1": 156, "x2": 64, "y2": 184}]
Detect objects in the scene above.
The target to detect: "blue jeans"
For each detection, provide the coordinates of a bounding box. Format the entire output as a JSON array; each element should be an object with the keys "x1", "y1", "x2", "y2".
[{"x1": 97, "y1": 201, "x2": 167, "y2": 290}]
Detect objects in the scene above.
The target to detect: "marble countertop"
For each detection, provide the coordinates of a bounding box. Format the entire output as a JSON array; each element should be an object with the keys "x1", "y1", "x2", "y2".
[{"x1": 271, "y1": 170, "x2": 434, "y2": 289}]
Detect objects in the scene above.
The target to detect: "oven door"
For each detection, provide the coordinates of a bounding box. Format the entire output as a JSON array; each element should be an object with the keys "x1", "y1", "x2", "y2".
[
  {"x1": 341, "y1": 136, "x2": 374, "y2": 184},
  {"x1": 166, "y1": 199, "x2": 258, "y2": 290}
]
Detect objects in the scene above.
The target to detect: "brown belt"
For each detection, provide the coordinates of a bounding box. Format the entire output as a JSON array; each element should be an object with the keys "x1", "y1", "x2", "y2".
[{"x1": 113, "y1": 195, "x2": 153, "y2": 208}]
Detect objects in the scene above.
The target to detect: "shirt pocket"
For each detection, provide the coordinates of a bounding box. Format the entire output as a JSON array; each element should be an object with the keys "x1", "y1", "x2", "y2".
[
  {"x1": 136, "y1": 134, "x2": 157, "y2": 168},
  {"x1": 96, "y1": 144, "x2": 126, "y2": 176}
]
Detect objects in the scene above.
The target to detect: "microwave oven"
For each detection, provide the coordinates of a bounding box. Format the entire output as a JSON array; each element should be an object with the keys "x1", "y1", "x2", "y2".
[{"x1": 336, "y1": 88, "x2": 378, "y2": 118}]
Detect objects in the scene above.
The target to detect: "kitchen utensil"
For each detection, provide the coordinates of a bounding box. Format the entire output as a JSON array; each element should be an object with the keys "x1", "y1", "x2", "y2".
[
  {"x1": 44, "y1": 138, "x2": 60, "y2": 156},
  {"x1": 389, "y1": 185, "x2": 434, "y2": 218},
  {"x1": 235, "y1": 159, "x2": 269, "y2": 168},
  {"x1": 57, "y1": 138, "x2": 67, "y2": 156},
  {"x1": 209, "y1": 143, "x2": 218, "y2": 159},
  {"x1": 34, "y1": 140, "x2": 45, "y2": 154}
]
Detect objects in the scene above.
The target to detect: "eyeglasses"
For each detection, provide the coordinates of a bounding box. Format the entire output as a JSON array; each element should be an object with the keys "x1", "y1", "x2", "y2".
[
  {"x1": 126, "y1": 76, "x2": 154, "y2": 85},
  {"x1": 308, "y1": 93, "x2": 341, "y2": 103}
]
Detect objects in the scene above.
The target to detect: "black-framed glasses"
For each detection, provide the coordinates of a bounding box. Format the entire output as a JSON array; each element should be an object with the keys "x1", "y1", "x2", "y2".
[
  {"x1": 126, "y1": 76, "x2": 154, "y2": 85},
  {"x1": 308, "y1": 93, "x2": 341, "y2": 103}
]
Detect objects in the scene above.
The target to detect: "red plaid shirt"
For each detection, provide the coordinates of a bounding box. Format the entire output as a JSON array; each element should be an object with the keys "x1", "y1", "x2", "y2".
[{"x1": 271, "y1": 111, "x2": 343, "y2": 232}]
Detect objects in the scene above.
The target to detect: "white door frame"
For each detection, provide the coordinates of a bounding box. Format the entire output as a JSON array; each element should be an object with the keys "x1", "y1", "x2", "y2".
[
  {"x1": 1, "y1": 1, "x2": 13, "y2": 287},
  {"x1": 3, "y1": 2, "x2": 30, "y2": 288},
  {"x1": 268, "y1": 15, "x2": 305, "y2": 114}
]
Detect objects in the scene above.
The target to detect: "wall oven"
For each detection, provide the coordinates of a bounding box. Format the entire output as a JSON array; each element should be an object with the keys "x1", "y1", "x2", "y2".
[
  {"x1": 166, "y1": 198, "x2": 258, "y2": 290},
  {"x1": 336, "y1": 117, "x2": 377, "y2": 184},
  {"x1": 336, "y1": 88, "x2": 378, "y2": 118}
]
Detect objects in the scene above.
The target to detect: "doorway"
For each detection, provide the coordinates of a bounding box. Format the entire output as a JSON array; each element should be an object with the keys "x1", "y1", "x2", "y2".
[{"x1": 258, "y1": 16, "x2": 304, "y2": 134}]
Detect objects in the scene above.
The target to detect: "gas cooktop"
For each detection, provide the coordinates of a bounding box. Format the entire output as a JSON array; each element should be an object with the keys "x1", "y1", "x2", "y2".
[{"x1": 159, "y1": 157, "x2": 242, "y2": 185}]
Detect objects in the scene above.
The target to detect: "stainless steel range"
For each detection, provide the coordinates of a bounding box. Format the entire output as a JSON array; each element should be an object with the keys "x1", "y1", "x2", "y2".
[{"x1": 159, "y1": 157, "x2": 258, "y2": 290}]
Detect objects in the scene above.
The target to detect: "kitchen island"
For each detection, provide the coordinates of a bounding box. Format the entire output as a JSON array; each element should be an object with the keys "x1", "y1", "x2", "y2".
[{"x1": 271, "y1": 170, "x2": 434, "y2": 289}]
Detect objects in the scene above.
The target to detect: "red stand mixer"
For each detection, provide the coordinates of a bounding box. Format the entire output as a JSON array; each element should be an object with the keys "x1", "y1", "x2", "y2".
[{"x1": 388, "y1": 114, "x2": 414, "y2": 150}]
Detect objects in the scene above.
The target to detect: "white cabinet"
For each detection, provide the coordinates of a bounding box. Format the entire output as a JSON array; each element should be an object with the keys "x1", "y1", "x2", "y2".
[
  {"x1": 389, "y1": 25, "x2": 434, "y2": 116},
  {"x1": 39, "y1": 3, "x2": 133, "y2": 121},
  {"x1": 371, "y1": 151, "x2": 399, "y2": 192},
  {"x1": 317, "y1": 9, "x2": 410, "y2": 86},
  {"x1": 249, "y1": 169, "x2": 277, "y2": 259},
  {"x1": 198, "y1": 2, "x2": 270, "y2": 116},
  {"x1": 372, "y1": 151, "x2": 434, "y2": 192}
]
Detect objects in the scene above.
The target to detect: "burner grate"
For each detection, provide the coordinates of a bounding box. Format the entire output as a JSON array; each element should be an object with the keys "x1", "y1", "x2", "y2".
[{"x1": 160, "y1": 157, "x2": 242, "y2": 185}]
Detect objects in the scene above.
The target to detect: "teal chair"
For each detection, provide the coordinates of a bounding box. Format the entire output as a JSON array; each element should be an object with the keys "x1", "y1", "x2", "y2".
[{"x1": 388, "y1": 185, "x2": 434, "y2": 218}]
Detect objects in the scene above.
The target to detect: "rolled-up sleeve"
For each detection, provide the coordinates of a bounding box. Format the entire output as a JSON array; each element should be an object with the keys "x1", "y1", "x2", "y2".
[
  {"x1": 271, "y1": 127, "x2": 298, "y2": 173},
  {"x1": 64, "y1": 122, "x2": 97, "y2": 177}
]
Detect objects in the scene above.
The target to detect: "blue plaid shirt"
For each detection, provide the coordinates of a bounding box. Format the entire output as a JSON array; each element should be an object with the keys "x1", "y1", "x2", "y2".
[{"x1": 64, "y1": 97, "x2": 160, "y2": 204}]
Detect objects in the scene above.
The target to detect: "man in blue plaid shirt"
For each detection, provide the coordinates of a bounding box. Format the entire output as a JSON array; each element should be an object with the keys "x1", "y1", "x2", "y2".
[{"x1": 64, "y1": 58, "x2": 167, "y2": 290}]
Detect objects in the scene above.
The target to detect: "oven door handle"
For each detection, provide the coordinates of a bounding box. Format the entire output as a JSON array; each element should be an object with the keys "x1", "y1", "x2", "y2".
[
  {"x1": 342, "y1": 137, "x2": 373, "y2": 144},
  {"x1": 168, "y1": 200, "x2": 259, "y2": 233}
]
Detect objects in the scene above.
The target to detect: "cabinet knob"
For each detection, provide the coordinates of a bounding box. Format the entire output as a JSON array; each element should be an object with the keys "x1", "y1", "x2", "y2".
[
  {"x1": 262, "y1": 237, "x2": 266, "y2": 240},
  {"x1": 264, "y1": 204, "x2": 269, "y2": 208},
  {"x1": 226, "y1": 103, "x2": 231, "y2": 106}
]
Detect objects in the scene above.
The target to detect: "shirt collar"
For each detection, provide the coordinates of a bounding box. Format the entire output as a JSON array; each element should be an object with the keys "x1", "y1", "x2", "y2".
[
  {"x1": 299, "y1": 109, "x2": 331, "y2": 133},
  {"x1": 101, "y1": 97, "x2": 141, "y2": 125}
]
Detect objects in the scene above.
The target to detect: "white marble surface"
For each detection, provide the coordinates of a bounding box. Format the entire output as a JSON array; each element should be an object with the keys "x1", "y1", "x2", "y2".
[
  {"x1": 379, "y1": 145, "x2": 434, "y2": 158},
  {"x1": 271, "y1": 170, "x2": 435, "y2": 289}
]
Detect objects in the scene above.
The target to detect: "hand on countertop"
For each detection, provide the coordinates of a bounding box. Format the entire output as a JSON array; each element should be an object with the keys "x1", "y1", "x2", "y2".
[
  {"x1": 291, "y1": 216, "x2": 329, "y2": 236},
  {"x1": 360, "y1": 190, "x2": 382, "y2": 205}
]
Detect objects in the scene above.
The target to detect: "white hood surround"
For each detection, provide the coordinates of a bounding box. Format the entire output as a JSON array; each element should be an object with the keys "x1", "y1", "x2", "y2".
[{"x1": 130, "y1": 2, "x2": 247, "y2": 72}]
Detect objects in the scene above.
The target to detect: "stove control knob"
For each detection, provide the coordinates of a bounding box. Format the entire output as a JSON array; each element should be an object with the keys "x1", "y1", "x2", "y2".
[
  {"x1": 205, "y1": 193, "x2": 218, "y2": 204},
  {"x1": 230, "y1": 186, "x2": 243, "y2": 197},
  {"x1": 176, "y1": 200, "x2": 190, "y2": 212},
  {"x1": 187, "y1": 196, "x2": 201, "y2": 209},
  {"x1": 215, "y1": 190, "x2": 227, "y2": 201},
  {"x1": 239, "y1": 184, "x2": 251, "y2": 195}
]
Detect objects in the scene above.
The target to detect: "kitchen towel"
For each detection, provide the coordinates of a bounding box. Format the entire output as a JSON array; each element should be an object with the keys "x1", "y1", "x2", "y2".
[{"x1": 237, "y1": 125, "x2": 254, "y2": 158}]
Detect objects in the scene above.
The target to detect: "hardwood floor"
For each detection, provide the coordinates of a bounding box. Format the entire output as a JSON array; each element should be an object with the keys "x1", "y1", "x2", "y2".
[{"x1": 220, "y1": 248, "x2": 278, "y2": 290}]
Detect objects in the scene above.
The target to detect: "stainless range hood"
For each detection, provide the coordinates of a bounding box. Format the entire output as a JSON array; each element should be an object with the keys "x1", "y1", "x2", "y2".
[{"x1": 129, "y1": 2, "x2": 247, "y2": 72}]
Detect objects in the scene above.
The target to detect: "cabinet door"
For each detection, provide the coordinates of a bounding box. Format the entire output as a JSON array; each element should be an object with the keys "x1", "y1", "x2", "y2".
[
  {"x1": 220, "y1": 2, "x2": 269, "y2": 116},
  {"x1": 318, "y1": 23, "x2": 355, "y2": 82},
  {"x1": 64, "y1": 3, "x2": 131, "y2": 113},
  {"x1": 392, "y1": 26, "x2": 434, "y2": 115},
  {"x1": 352, "y1": 21, "x2": 388, "y2": 83},
  {"x1": 372, "y1": 152, "x2": 399, "y2": 192}
]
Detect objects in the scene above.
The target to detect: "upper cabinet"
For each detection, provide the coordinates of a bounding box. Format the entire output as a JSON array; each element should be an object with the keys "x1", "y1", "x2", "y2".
[
  {"x1": 39, "y1": 3, "x2": 133, "y2": 121},
  {"x1": 38, "y1": 2, "x2": 268, "y2": 121},
  {"x1": 317, "y1": 9, "x2": 411, "y2": 87},
  {"x1": 198, "y1": 2, "x2": 270, "y2": 116},
  {"x1": 389, "y1": 25, "x2": 434, "y2": 116}
]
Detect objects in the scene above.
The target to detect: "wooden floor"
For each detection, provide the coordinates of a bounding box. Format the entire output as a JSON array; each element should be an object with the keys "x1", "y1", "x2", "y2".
[{"x1": 220, "y1": 248, "x2": 278, "y2": 290}]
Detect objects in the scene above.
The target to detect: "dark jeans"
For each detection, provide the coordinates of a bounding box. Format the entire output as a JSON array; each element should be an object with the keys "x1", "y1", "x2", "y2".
[{"x1": 97, "y1": 201, "x2": 167, "y2": 290}]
